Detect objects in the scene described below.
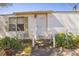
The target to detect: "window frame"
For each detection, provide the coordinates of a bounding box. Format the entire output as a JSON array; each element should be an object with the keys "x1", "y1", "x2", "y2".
[{"x1": 8, "y1": 17, "x2": 28, "y2": 32}]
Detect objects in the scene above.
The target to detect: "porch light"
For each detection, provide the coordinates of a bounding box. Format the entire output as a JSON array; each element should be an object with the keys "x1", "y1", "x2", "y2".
[{"x1": 34, "y1": 14, "x2": 37, "y2": 18}]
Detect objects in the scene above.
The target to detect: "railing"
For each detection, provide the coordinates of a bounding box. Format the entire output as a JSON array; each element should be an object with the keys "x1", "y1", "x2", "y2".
[
  {"x1": 6, "y1": 27, "x2": 79, "y2": 40},
  {"x1": 30, "y1": 28, "x2": 79, "y2": 47}
]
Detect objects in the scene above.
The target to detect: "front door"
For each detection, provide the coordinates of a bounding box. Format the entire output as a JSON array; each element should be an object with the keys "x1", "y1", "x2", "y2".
[{"x1": 36, "y1": 15, "x2": 47, "y2": 37}]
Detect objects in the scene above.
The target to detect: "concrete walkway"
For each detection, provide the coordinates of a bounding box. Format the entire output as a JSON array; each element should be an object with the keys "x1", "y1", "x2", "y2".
[
  {"x1": 31, "y1": 47, "x2": 53, "y2": 56},
  {"x1": 31, "y1": 47, "x2": 79, "y2": 56}
]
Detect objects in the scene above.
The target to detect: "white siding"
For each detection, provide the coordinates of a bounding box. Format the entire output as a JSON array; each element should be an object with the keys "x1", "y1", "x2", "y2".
[
  {"x1": 1, "y1": 12, "x2": 79, "y2": 39},
  {"x1": 48, "y1": 13, "x2": 79, "y2": 35},
  {"x1": 48, "y1": 13, "x2": 65, "y2": 34},
  {"x1": 6, "y1": 32, "x2": 17, "y2": 38},
  {"x1": 28, "y1": 15, "x2": 36, "y2": 39},
  {"x1": 36, "y1": 14, "x2": 46, "y2": 36},
  {"x1": 28, "y1": 14, "x2": 47, "y2": 38},
  {"x1": 0, "y1": 16, "x2": 6, "y2": 38}
]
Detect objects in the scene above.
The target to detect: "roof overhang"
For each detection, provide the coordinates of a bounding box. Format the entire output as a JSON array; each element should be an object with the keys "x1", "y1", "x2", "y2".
[
  {"x1": 1, "y1": 10, "x2": 79, "y2": 16},
  {"x1": 13, "y1": 10, "x2": 53, "y2": 15}
]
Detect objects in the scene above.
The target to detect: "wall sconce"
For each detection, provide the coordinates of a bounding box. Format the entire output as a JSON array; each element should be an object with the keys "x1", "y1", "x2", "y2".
[{"x1": 34, "y1": 14, "x2": 37, "y2": 18}]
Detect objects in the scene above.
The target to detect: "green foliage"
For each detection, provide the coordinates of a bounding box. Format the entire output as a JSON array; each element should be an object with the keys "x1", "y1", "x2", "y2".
[
  {"x1": 23, "y1": 47, "x2": 31, "y2": 53},
  {"x1": 0, "y1": 36, "x2": 22, "y2": 51},
  {"x1": 0, "y1": 3, "x2": 12, "y2": 7},
  {"x1": 55, "y1": 32, "x2": 66, "y2": 47},
  {"x1": 72, "y1": 35, "x2": 79, "y2": 46},
  {"x1": 55, "y1": 32, "x2": 75, "y2": 48},
  {"x1": 63, "y1": 32, "x2": 74, "y2": 48}
]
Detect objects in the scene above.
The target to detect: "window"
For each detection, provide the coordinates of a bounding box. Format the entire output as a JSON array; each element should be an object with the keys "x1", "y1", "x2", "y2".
[
  {"x1": 9, "y1": 24, "x2": 16, "y2": 31},
  {"x1": 9, "y1": 17, "x2": 28, "y2": 31},
  {"x1": 8, "y1": 17, "x2": 29, "y2": 38},
  {"x1": 17, "y1": 24, "x2": 24, "y2": 31},
  {"x1": 17, "y1": 17, "x2": 24, "y2": 31},
  {"x1": 9, "y1": 17, "x2": 16, "y2": 31}
]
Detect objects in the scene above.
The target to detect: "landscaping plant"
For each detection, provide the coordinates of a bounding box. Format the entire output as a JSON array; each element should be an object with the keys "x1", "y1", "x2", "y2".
[
  {"x1": 0, "y1": 36, "x2": 22, "y2": 55},
  {"x1": 55, "y1": 32, "x2": 74, "y2": 48},
  {"x1": 55, "y1": 32, "x2": 66, "y2": 47},
  {"x1": 22, "y1": 46, "x2": 31, "y2": 55},
  {"x1": 72, "y1": 35, "x2": 79, "y2": 47}
]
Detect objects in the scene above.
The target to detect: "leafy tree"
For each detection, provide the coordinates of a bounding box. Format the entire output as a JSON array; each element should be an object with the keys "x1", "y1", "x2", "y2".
[{"x1": 0, "y1": 3, "x2": 12, "y2": 7}]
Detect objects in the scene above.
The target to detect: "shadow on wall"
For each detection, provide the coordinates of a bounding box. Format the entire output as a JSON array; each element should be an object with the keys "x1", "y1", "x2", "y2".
[
  {"x1": 66, "y1": 14, "x2": 79, "y2": 34},
  {"x1": 51, "y1": 13, "x2": 79, "y2": 35},
  {"x1": 48, "y1": 14, "x2": 65, "y2": 34},
  {"x1": 66, "y1": 14, "x2": 78, "y2": 32},
  {"x1": 50, "y1": 14, "x2": 64, "y2": 27}
]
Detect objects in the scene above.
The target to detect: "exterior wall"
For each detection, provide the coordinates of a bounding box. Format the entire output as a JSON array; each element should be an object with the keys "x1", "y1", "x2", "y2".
[
  {"x1": 28, "y1": 14, "x2": 47, "y2": 39},
  {"x1": 28, "y1": 15, "x2": 36, "y2": 39},
  {"x1": 48, "y1": 13, "x2": 65, "y2": 35},
  {"x1": 36, "y1": 14, "x2": 47, "y2": 36},
  {"x1": 62, "y1": 13, "x2": 79, "y2": 34},
  {"x1": 0, "y1": 16, "x2": 7, "y2": 38},
  {"x1": 5, "y1": 15, "x2": 36, "y2": 39},
  {"x1": 48, "y1": 13, "x2": 79, "y2": 35},
  {"x1": 4, "y1": 15, "x2": 17, "y2": 38},
  {"x1": 1, "y1": 12, "x2": 79, "y2": 39},
  {"x1": 14, "y1": 14, "x2": 47, "y2": 39},
  {"x1": 0, "y1": 14, "x2": 50, "y2": 39}
]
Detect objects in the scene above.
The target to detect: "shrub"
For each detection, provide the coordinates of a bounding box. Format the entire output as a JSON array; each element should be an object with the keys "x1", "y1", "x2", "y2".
[
  {"x1": 0, "y1": 36, "x2": 22, "y2": 51},
  {"x1": 66, "y1": 33, "x2": 79, "y2": 48},
  {"x1": 72, "y1": 35, "x2": 79, "y2": 47},
  {"x1": 23, "y1": 46, "x2": 31, "y2": 53},
  {"x1": 55, "y1": 32, "x2": 74, "y2": 48},
  {"x1": 64, "y1": 32, "x2": 74, "y2": 48},
  {"x1": 55, "y1": 32, "x2": 66, "y2": 47}
]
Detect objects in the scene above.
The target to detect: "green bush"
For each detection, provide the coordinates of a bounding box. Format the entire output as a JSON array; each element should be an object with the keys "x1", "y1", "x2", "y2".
[
  {"x1": 64, "y1": 32, "x2": 74, "y2": 48},
  {"x1": 55, "y1": 32, "x2": 66, "y2": 47},
  {"x1": 0, "y1": 36, "x2": 22, "y2": 51},
  {"x1": 72, "y1": 35, "x2": 79, "y2": 47},
  {"x1": 66, "y1": 33, "x2": 79, "y2": 48},
  {"x1": 55, "y1": 32, "x2": 74, "y2": 48}
]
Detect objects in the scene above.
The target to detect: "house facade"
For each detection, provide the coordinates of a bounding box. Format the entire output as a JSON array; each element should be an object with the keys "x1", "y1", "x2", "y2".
[{"x1": 0, "y1": 11, "x2": 79, "y2": 39}]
